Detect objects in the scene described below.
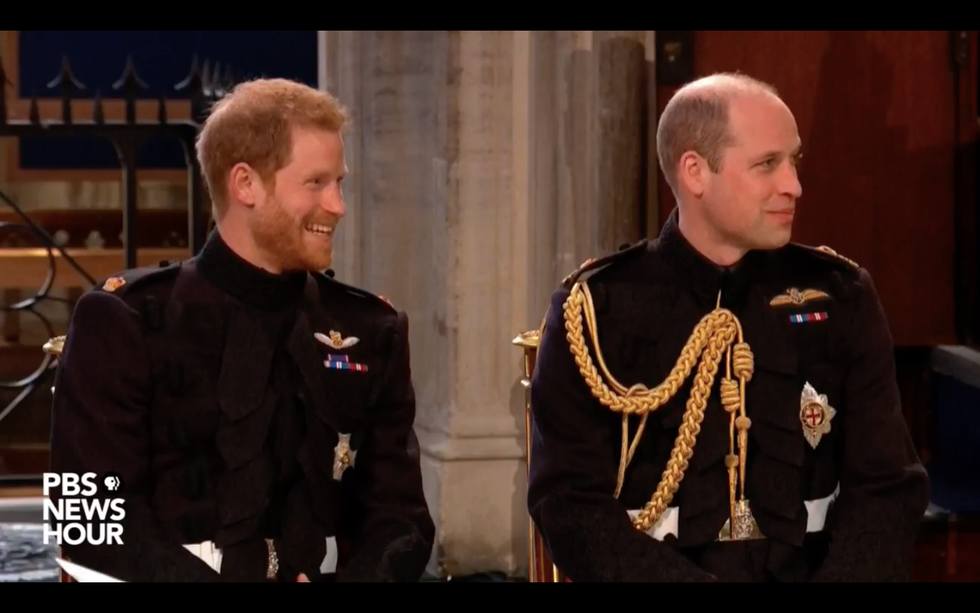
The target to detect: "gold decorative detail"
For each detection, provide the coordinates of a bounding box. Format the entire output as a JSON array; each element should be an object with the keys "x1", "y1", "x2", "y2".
[
  {"x1": 816, "y1": 245, "x2": 859, "y2": 268},
  {"x1": 512, "y1": 329, "x2": 540, "y2": 350},
  {"x1": 43, "y1": 335, "x2": 66, "y2": 356},
  {"x1": 800, "y1": 382, "x2": 836, "y2": 448},
  {"x1": 717, "y1": 500, "x2": 764, "y2": 541},
  {"x1": 515, "y1": 318, "x2": 566, "y2": 583},
  {"x1": 562, "y1": 282, "x2": 755, "y2": 538},
  {"x1": 315, "y1": 330, "x2": 359, "y2": 350},
  {"x1": 769, "y1": 287, "x2": 830, "y2": 307},
  {"x1": 562, "y1": 257, "x2": 600, "y2": 286},
  {"x1": 265, "y1": 539, "x2": 279, "y2": 580},
  {"x1": 332, "y1": 433, "x2": 357, "y2": 481},
  {"x1": 102, "y1": 277, "x2": 125, "y2": 292}
]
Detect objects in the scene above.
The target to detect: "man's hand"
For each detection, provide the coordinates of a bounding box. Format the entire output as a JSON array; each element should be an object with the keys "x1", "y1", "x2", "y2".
[{"x1": 297, "y1": 574, "x2": 310, "y2": 582}]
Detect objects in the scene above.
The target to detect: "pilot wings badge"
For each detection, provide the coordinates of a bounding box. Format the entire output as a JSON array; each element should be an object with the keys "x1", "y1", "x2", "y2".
[
  {"x1": 314, "y1": 330, "x2": 359, "y2": 350},
  {"x1": 769, "y1": 287, "x2": 830, "y2": 307}
]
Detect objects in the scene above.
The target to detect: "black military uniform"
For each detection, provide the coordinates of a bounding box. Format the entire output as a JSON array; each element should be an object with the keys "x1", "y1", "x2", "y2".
[
  {"x1": 527, "y1": 209, "x2": 930, "y2": 582},
  {"x1": 49, "y1": 231, "x2": 435, "y2": 582}
]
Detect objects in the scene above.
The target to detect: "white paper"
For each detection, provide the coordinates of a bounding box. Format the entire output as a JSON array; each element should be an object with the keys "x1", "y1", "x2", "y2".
[{"x1": 55, "y1": 558, "x2": 125, "y2": 582}]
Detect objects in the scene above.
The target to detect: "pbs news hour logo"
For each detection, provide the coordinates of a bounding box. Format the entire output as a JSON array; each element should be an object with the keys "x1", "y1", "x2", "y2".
[{"x1": 42, "y1": 472, "x2": 125, "y2": 546}]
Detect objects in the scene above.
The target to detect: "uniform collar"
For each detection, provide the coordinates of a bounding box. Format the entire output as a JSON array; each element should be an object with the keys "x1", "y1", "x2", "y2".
[
  {"x1": 196, "y1": 229, "x2": 308, "y2": 311},
  {"x1": 656, "y1": 207, "x2": 766, "y2": 309}
]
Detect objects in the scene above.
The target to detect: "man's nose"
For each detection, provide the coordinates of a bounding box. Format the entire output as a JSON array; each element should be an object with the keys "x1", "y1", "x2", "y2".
[
  {"x1": 782, "y1": 165, "x2": 802, "y2": 199},
  {"x1": 323, "y1": 187, "x2": 346, "y2": 217}
]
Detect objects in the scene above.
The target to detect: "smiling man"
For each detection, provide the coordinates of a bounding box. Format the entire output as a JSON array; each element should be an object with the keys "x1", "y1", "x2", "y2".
[
  {"x1": 527, "y1": 73, "x2": 929, "y2": 582},
  {"x1": 49, "y1": 79, "x2": 434, "y2": 582}
]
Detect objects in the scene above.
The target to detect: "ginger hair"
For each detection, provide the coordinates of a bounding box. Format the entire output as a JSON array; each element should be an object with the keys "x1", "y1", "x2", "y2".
[{"x1": 195, "y1": 78, "x2": 350, "y2": 217}]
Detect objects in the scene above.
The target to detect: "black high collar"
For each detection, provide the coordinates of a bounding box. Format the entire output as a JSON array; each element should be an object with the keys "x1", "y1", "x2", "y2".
[
  {"x1": 656, "y1": 208, "x2": 765, "y2": 309},
  {"x1": 195, "y1": 230, "x2": 308, "y2": 311}
]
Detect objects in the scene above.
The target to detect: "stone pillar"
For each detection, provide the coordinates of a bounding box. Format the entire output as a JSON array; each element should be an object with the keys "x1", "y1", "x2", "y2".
[{"x1": 320, "y1": 30, "x2": 657, "y2": 578}]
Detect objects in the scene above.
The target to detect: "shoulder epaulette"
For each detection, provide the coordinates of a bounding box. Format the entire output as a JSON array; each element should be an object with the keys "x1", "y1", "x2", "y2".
[
  {"x1": 561, "y1": 239, "x2": 648, "y2": 289},
  {"x1": 315, "y1": 270, "x2": 397, "y2": 313},
  {"x1": 96, "y1": 260, "x2": 181, "y2": 296},
  {"x1": 790, "y1": 243, "x2": 860, "y2": 271}
]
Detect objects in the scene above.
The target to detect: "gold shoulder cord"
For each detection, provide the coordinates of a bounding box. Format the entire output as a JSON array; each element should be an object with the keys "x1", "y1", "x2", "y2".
[{"x1": 562, "y1": 281, "x2": 755, "y2": 536}]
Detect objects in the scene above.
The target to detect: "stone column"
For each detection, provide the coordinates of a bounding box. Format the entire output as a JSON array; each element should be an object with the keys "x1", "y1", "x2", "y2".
[{"x1": 320, "y1": 30, "x2": 657, "y2": 578}]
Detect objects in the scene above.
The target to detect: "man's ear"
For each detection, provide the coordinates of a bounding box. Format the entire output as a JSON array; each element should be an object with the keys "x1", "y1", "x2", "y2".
[
  {"x1": 229, "y1": 163, "x2": 261, "y2": 208},
  {"x1": 678, "y1": 151, "x2": 707, "y2": 198}
]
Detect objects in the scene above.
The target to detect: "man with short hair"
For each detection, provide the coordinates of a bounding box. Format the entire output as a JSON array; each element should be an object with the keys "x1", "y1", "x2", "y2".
[
  {"x1": 527, "y1": 73, "x2": 929, "y2": 582},
  {"x1": 49, "y1": 78, "x2": 435, "y2": 582}
]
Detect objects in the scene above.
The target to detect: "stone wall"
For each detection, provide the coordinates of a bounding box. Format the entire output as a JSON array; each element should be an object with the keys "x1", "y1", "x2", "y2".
[{"x1": 320, "y1": 30, "x2": 659, "y2": 577}]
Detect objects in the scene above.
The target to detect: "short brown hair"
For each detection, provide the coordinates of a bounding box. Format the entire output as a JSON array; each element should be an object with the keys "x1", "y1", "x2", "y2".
[
  {"x1": 196, "y1": 78, "x2": 350, "y2": 216},
  {"x1": 656, "y1": 72, "x2": 778, "y2": 195}
]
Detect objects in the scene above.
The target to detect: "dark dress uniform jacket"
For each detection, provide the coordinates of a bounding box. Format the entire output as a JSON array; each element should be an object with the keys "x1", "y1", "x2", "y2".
[
  {"x1": 527, "y1": 210, "x2": 930, "y2": 582},
  {"x1": 49, "y1": 232, "x2": 435, "y2": 582}
]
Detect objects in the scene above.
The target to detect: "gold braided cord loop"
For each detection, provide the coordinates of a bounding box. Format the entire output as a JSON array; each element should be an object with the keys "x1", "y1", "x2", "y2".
[
  {"x1": 562, "y1": 281, "x2": 755, "y2": 533},
  {"x1": 564, "y1": 282, "x2": 714, "y2": 414},
  {"x1": 732, "y1": 343, "x2": 754, "y2": 383},
  {"x1": 719, "y1": 379, "x2": 740, "y2": 412}
]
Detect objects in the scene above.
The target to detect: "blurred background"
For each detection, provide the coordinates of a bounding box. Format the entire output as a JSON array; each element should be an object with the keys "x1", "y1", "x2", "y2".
[{"x1": 0, "y1": 30, "x2": 976, "y2": 582}]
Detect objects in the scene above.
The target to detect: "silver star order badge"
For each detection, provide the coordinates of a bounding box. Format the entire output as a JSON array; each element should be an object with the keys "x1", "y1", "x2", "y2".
[
  {"x1": 800, "y1": 382, "x2": 836, "y2": 448},
  {"x1": 333, "y1": 433, "x2": 357, "y2": 481}
]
